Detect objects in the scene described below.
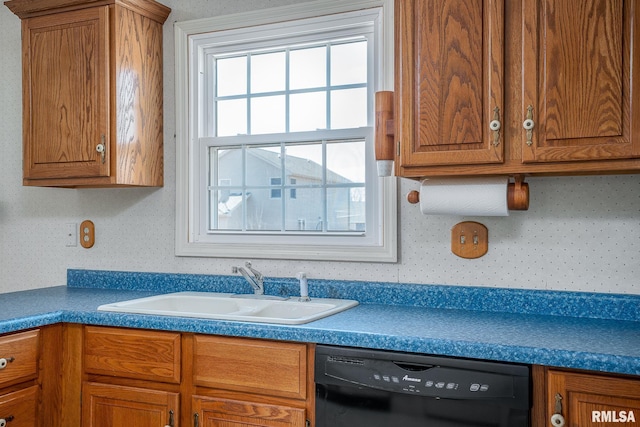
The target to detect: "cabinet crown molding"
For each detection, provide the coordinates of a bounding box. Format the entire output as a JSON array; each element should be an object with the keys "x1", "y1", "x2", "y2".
[{"x1": 5, "y1": 0, "x2": 170, "y2": 23}]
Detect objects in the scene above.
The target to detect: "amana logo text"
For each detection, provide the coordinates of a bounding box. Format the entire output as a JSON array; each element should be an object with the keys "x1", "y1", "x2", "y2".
[
  {"x1": 592, "y1": 410, "x2": 636, "y2": 423},
  {"x1": 401, "y1": 375, "x2": 421, "y2": 383}
]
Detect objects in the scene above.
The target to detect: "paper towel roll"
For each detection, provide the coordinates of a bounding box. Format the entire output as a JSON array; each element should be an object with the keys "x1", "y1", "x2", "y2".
[{"x1": 419, "y1": 177, "x2": 510, "y2": 216}]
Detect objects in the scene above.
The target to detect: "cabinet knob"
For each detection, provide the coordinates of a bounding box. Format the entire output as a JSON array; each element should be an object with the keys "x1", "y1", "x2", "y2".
[
  {"x1": 490, "y1": 106, "x2": 501, "y2": 146},
  {"x1": 523, "y1": 105, "x2": 535, "y2": 146},
  {"x1": 96, "y1": 134, "x2": 106, "y2": 164},
  {"x1": 523, "y1": 119, "x2": 534, "y2": 130},
  {"x1": 0, "y1": 357, "x2": 14, "y2": 369},
  {"x1": 551, "y1": 392, "x2": 565, "y2": 427},
  {"x1": 551, "y1": 413, "x2": 565, "y2": 427},
  {"x1": 164, "y1": 409, "x2": 174, "y2": 427},
  {"x1": 0, "y1": 416, "x2": 14, "y2": 427}
]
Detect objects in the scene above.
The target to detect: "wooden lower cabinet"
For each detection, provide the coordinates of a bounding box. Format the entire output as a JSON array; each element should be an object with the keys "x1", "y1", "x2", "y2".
[
  {"x1": 191, "y1": 335, "x2": 312, "y2": 427},
  {"x1": 82, "y1": 382, "x2": 179, "y2": 427},
  {"x1": 0, "y1": 386, "x2": 38, "y2": 427},
  {"x1": 192, "y1": 396, "x2": 306, "y2": 427},
  {"x1": 77, "y1": 327, "x2": 313, "y2": 427},
  {"x1": 0, "y1": 330, "x2": 40, "y2": 427},
  {"x1": 546, "y1": 369, "x2": 640, "y2": 427}
]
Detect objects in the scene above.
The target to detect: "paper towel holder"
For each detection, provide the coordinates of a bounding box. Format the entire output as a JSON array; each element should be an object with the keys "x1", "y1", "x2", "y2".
[{"x1": 407, "y1": 175, "x2": 530, "y2": 211}]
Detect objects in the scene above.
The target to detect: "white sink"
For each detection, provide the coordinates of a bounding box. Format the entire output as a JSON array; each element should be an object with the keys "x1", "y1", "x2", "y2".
[{"x1": 97, "y1": 292, "x2": 358, "y2": 325}]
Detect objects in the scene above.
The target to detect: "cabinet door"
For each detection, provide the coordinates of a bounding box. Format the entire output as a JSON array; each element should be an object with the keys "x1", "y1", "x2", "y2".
[
  {"x1": 522, "y1": 0, "x2": 640, "y2": 163},
  {"x1": 396, "y1": 0, "x2": 505, "y2": 171},
  {"x1": 82, "y1": 382, "x2": 178, "y2": 427},
  {"x1": 0, "y1": 386, "x2": 38, "y2": 427},
  {"x1": 22, "y1": 7, "x2": 110, "y2": 180},
  {"x1": 192, "y1": 396, "x2": 306, "y2": 427},
  {"x1": 547, "y1": 370, "x2": 640, "y2": 427}
]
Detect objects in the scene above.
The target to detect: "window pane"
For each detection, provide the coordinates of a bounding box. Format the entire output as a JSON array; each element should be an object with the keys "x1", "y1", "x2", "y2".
[
  {"x1": 290, "y1": 92, "x2": 326, "y2": 132},
  {"x1": 251, "y1": 95, "x2": 285, "y2": 134},
  {"x1": 331, "y1": 41, "x2": 367, "y2": 86},
  {"x1": 251, "y1": 51, "x2": 286, "y2": 93},
  {"x1": 212, "y1": 147, "x2": 243, "y2": 186},
  {"x1": 245, "y1": 146, "x2": 281, "y2": 186},
  {"x1": 331, "y1": 88, "x2": 367, "y2": 129},
  {"x1": 290, "y1": 46, "x2": 326, "y2": 90},
  {"x1": 216, "y1": 56, "x2": 247, "y2": 97},
  {"x1": 217, "y1": 99, "x2": 247, "y2": 136},
  {"x1": 285, "y1": 143, "x2": 323, "y2": 182},
  {"x1": 285, "y1": 187, "x2": 323, "y2": 231},
  {"x1": 327, "y1": 187, "x2": 366, "y2": 232},
  {"x1": 211, "y1": 188, "x2": 244, "y2": 231},
  {"x1": 246, "y1": 188, "x2": 282, "y2": 231},
  {"x1": 326, "y1": 140, "x2": 365, "y2": 183}
]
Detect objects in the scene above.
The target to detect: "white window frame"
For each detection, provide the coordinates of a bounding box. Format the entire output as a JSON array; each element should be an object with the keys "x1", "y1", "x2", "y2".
[{"x1": 175, "y1": 0, "x2": 396, "y2": 262}]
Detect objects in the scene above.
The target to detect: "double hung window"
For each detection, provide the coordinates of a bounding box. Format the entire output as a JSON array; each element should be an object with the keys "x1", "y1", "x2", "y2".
[{"x1": 175, "y1": 1, "x2": 395, "y2": 261}]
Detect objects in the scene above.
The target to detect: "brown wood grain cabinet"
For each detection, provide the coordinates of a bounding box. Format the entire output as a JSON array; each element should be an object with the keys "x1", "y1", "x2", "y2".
[
  {"x1": 82, "y1": 326, "x2": 180, "y2": 427},
  {"x1": 192, "y1": 335, "x2": 313, "y2": 427},
  {"x1": 78, "y1": 327, "x2": 314, "y2": 427},
  {"x1": 82, "y1": 382, "x2": 179, "y2": 427},
  {"x1": 0, "y1": 387, "x2": 38, "y2": 427},
  {"x1": 4, "y1": 0, "x2": 171, "y2": 187},
  {"x1": 389, "y1": 0, "x2": 640, "y2": 178},
  {"x1": 544, "y1": 369, "x2": 640, "y2": 427},
  {"x1": 0, "y1": 330, "x2": 40, "y2": 427}
]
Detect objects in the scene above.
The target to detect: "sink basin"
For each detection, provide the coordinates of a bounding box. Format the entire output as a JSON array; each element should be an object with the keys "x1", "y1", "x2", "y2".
[{"x1": 97, "y1": 292, "x2": 358, "y2": 325}]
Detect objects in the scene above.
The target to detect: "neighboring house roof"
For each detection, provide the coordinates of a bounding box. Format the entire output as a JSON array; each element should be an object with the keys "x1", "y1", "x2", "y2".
[
  {"x1": 230, "y1": 148, "x2": 354, "y2": 184},
  {"x1": 218, "y1": 193, "x2": 246, "y2": 216}
]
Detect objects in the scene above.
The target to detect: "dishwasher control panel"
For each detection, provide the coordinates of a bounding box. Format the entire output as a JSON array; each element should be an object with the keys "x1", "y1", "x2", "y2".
[{"x1": 316, "y1": 345, "x2": 530, "y2": 405}]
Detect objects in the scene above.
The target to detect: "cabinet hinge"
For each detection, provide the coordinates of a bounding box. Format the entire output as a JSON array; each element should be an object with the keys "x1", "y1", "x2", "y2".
[{"x1": 396, "y1": 141, "x2": 400, "y2": 157}]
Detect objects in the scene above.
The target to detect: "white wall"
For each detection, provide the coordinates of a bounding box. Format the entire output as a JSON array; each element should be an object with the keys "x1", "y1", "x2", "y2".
[{"x1": 1, "y1": 0, "x2": 638, "y2": 295}]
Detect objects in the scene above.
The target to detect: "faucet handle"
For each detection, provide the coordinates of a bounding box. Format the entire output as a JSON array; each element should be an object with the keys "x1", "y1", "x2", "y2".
[{"x1": 297, "y1": 272, "x2": 310, "y2": 301}]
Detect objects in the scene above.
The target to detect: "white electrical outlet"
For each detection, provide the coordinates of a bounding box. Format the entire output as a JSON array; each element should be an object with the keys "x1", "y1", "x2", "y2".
[{"x1": 65, "y1": 223, "x2": 77, "y2": 247}]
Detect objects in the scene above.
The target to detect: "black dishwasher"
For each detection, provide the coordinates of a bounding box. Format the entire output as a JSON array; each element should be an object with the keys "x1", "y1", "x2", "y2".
[{"x1": 315, "y1": 345, "x2": 530, "y2": 427}]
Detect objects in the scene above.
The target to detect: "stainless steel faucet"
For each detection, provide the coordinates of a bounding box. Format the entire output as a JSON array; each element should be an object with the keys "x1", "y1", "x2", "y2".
[{"x1": 232, "y1": 261, "x2": 264, "y2": 295}]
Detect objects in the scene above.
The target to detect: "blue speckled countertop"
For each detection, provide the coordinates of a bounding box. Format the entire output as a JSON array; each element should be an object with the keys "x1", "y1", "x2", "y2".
[{"x1": 1, "y1": 269, "x2": 638, "y2": 376}]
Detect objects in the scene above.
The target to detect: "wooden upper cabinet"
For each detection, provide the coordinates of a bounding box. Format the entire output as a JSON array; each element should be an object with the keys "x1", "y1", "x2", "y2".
[
  {"x1": 22, "y1": 7, "x2": 110, "y2": 182},
  {"x1": 5, "y1": 0, "x2": 171, "y2": 187},
  {"x1": 396, "y1": 0, "x2": 505, "y2": 171},
  {"x1": 522, "y1": 0, "x2": 640, "y2": 164},
  {"x1": 387, "y1": 0, "x2": 640, "y2": 177}
]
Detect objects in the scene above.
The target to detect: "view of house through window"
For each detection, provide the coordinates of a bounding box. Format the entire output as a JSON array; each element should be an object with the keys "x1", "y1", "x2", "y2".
[
  {"x1": 210, "y1": 140, "x2": 366, "y2": 232},
  {"x1": 175, "y1": 1, "x2": 396, "y2": 261},
  {"x1": 206, "y1": 31, "x2": 369, "y2": 234}
]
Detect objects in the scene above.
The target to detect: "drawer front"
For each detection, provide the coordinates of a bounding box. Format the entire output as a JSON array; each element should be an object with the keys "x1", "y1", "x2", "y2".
[
  {"x1": 194, "y1": 335, "x2": 307, "y2": 400},
  {"x1": 0, "y1": 385, "x2": 38, "y2": 427},
  {"x1": 0, "y1": 330, "x2": 39, "y2": 389},
  {"x1": 84, "y1": 326, "x2": 181, "y2": 384}
]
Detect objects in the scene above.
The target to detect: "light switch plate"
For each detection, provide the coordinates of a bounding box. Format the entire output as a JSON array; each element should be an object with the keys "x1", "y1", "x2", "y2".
[
  {"x1": 65, "y1": 223, "x2": 77, "y2": 247},
  {"x1": 451, "y1": 221, "x2": 488, "y2": 259}
]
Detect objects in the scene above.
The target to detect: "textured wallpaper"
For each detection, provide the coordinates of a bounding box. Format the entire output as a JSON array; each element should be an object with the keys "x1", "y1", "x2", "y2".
[{"x1": 0, "y1": 0, "x2": 638, "y2": 295}]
